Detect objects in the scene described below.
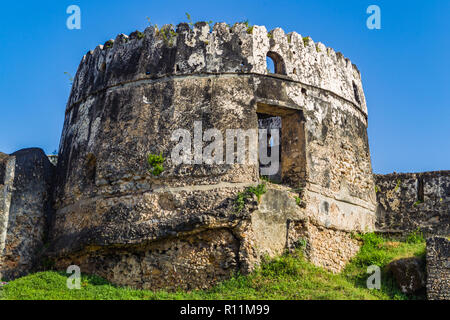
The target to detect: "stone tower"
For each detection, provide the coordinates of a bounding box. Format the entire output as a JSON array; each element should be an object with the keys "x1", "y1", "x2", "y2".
[{"x1": 49, "y1": 22, "x2": 377, "y2": 290}]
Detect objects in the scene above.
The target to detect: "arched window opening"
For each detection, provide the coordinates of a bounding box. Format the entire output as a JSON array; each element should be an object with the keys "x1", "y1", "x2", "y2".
[{"x1": 266, "y1": 52, "x2": 286, "y2": 75}]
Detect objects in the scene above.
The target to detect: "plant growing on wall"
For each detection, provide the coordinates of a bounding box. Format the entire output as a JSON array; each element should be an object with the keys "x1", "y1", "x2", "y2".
[
  {"x1": 394, "y1": 179, "x2": 401, "y2": 192},
  {"x1": 247, "y1": 183, "x2": 267, "y2": 203},
  {"x1": 158, "y1": 26, "x2": 177, "y2": 46},
  {"x1": 413, "y1": 200, "x2": 423, "y2": 207},
  {"x1": 234, "y1": 183, "x2": 267, "y2": 213},
  {"x1": 295, "y1": 237, "x2": 307, "y2": 249},
  {"x1": 136, "y1": 31, "x2": 145, "y2": 40},
  {"x1": 302, "y1": 37, "x2": 309, "y2": 46},
  {"x1": 185, "y1": 12, "x2": 194, "y2": 26},
  {"x1": 146, "y1": 17, "x2": 158, "y2": 29},
  {"x1": 147, "y1": 152, "x2": 165, "y2": 176},
  {"x1": 293, "y1": 184, "x2": 305, "y2": 207},
  {"x1": 104, "y1": 40, "x2": 114, "y2": 49}
]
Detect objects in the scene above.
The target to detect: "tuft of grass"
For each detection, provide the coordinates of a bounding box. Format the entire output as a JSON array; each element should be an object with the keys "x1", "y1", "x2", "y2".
[
  {"x1": 302, "y1": 37, "x2": 309, "y2": 47},
  {"x1": 242, "y1": 20, "x2": 253, "y2": 34},
  {"x1": 234, "y1": 190, "x2": 247, "y2": 213},
  {"x1": 394, "y1": 178, "x2": 401, "y2": 192},
  {"x1": 247, "y1": 183, "x2": 267, "y2": 202},
  {"x1": 185, "y1": 12, "x2": 193, "y2": 26},
  {"x1": 156, "y1": 26, "x2": 177, "y2": 46},
  {"x1": 136, "y1": 31, "x2": 145, "y2": 40},
  {"x1": 405, "y1": 228, "x2": 424, "y2": 244},
  {"x1": 104, "y1": 40, "x2": 114, "y2": 49}
]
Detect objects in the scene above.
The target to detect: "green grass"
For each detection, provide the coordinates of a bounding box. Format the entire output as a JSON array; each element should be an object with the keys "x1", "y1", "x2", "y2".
[
  {"x1": 343, "y1": 232, "x2": 426, "y2": 300},
  {"x1": 0, "y1": 233, "x2": 425, "y2": 300}
]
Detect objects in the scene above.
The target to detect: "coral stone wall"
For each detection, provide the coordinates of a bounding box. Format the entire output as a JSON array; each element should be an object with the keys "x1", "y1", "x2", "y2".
[
  {"x1": 375, "y1": 171, "x2": 450, "y2": 236},
  {"x1": 0, "y1": 149, "x2": 55, "y2": 280},
  {"x1": 0, "y1": 152, "x2": 11, "y2": 265},
  {"x1": 50, "y1": 23, "x2": 376, "y2": 288},
  {"x1": 287, "y1": 220, "x2": 361, "y2": 273},
  {"x1": 426, "y1": 236, "x2": 450, "y2": 300}
]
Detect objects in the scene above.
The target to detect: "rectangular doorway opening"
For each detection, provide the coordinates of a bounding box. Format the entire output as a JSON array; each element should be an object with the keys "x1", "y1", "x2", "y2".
[
  {"x1": 257, "y1": 113, "x2": 282, "y2": 183},
  {"x1": 257, "y1": 103, "x2": 306, "y2": 188}
]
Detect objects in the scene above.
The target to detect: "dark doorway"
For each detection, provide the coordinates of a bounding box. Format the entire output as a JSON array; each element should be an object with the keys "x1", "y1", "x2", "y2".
[
  {"x1": 257, "y1": 103, "x2": 306, "y2": 188},
  {"x1": 258, "y1": 113, "x2": 282, "y2": 183}
]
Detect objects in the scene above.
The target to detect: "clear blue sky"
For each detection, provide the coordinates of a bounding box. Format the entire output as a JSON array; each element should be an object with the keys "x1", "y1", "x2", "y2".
[{"x1": 0, "y1": 0, "x2": 448, "y2": 174}]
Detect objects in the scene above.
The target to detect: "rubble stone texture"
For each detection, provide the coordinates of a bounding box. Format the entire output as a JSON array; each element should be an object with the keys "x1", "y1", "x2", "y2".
[
  {"x1": 375, "y1": 171, "x2": 450, "y2": 236},
  {"x1": 47, "y1": 22, "x2": 377, "y2": 289},
  {"x1": 426, "y1": 236, "x2": 450, "y2": 300},
  {"x1": 0, "y1": 148, "x2": 55, "y2": 280}
]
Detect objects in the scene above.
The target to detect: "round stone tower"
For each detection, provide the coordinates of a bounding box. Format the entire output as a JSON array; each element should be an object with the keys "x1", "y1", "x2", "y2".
[{"x1": 50, "y1": 22, "x2": 377, "y2": 290}]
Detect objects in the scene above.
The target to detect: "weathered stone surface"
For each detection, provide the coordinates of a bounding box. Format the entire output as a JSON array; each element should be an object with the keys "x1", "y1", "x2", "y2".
[
  {"x1": 387, "y1": 257, "x2": 426, "y2": 294},
  {"x1": 287, "y1": 219, "x2": 361, "y2": 273},
  {"x1": 426, "y1": 236, "x2": 450, "y2": 300},
  {"x1": 375, "y1": 171, "x2": 450, "y2": 236},
  {"x1": 55, "y1": 228, "x2": 240, "y2": 290},
  {"x1": 0, "y1": 148, "x2": 55, "y2": 280}
]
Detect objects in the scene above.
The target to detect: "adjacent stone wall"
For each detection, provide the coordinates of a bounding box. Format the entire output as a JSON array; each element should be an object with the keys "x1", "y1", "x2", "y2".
[
  {"x1": 426, "y1": 236, "x2": 450, "y2": 300},
  {"x1": 0, "y1": 148, "x2": 55, "y2": 280},
  {"x1": 375, "y1": 171, "x2": 450, "y2": 236}
]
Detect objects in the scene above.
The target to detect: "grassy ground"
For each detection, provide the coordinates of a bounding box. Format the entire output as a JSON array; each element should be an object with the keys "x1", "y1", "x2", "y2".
[{"x1": 0, "y1": 232, "x2": 426, "y2": 300}]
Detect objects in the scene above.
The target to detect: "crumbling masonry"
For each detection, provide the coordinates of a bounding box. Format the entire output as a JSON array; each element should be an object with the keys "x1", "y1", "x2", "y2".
[{"x1": 0, "y1": 22, "x2": 448, "y2": 295}]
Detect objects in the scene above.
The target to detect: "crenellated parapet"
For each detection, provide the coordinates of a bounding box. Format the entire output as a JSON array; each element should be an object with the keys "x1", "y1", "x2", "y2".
[{"x1": 68, "y1": 22, "x2": 366, "y2": 116}]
